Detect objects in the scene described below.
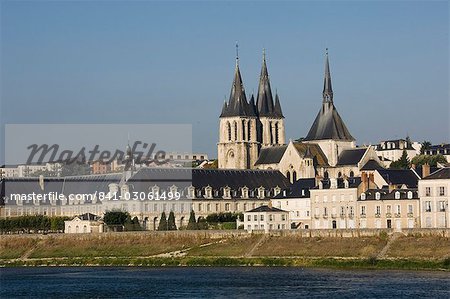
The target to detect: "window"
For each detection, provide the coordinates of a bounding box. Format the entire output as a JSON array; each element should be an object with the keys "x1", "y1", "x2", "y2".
[
  {"x1": 198, "y1": 203, "x2": 202, "y2": 211},
  {"x1": 292, "y1": 171, "x2": 297, "y2": 182},
  {"x1": 396, "y1": 205, "x2": 401, "y2": 214},
  {"x1": 281, "y1": 214, "x2": 286, "y2": 221},
  {"x1": 254, "y1": 215, "x2": 257, "y2": 221},
  {"x1": 225, "y1": 203, "x2": 230, "y2": 211},
  {"x1": 375, "y1": 192, "x2": 381, "y2": 200},
  {"x1": 361, "y1": 206, "x2": 366, "y2": 215},
  {"x1": 425, "y1": 187, "x2": 431, "y2": 197},
  {"x1": 439, "y1": 201, "x2": 446, "y2": 212},
  {"x1": 361, "y1": 193, "x2": 366, "y2": 200},
  {"x1": 408, "y1": 204, "x2": 413, "y2": 214},
  {"x1": 269, "y1": 214, "x2": 273, "y2": 221},
  {"x1": 340, "y1": 206, "x2": 345, "y2": 216},
  {"x1": 395, "y1": 192, "x2": 400, "y2": 199},
  {"x1": 407, "y1": 191, "x2": 413, "y2": 199},
  {"x1": 323, "y1": 207, "x2": 328, "y2": 216},
  {"x1": 234, "y1": 121, "x2": 238, "y2": 141},
  {"x1": 247, "y1": 215, "x2": 251, "y2": 221},
  {"x1": 227, "y1": 122, "x2": 232, "y2": 141},
  {"x1": 376, "y1": 206, "x2": 381, "y2": 215},
  {"x1": 349, "y1": 207, "x2": 354, "y2": 216},
  {"x1": 425, "y1": 201, "x2": 432, "y2": 212},
  {"x1": 439, "y1": 187, "x2": 445, "y2": 196},
  {"x1": 260, "y1": 215, "x2": 264, "y2": 221}
]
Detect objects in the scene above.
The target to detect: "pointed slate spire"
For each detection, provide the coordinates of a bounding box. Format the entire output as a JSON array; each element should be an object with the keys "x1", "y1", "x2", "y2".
[
  {"x1": 249, "y1": 94, "x2": 258, "y2": 116},
  {"x1": 304, "y1": 50, "x2": 354, "y2": 142},
  {"x1": 323, "y1": 48, "x2": 333, "y2": 103},
  {"x1": 220, "y1": 44, "x2": 255, "y2": 117},
  {"x1": 273, "y1": 92, "x2": 284, "y2": 118},
  {"x1": 256, "y1": 48, "x2": 275, "y2": 117}
]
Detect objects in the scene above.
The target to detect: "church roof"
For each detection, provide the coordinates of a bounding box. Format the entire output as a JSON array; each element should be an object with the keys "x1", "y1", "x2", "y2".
[
  {"x1": 292, "y1": 143, "x2": 328, "y2": 166},
  {"x1": 254, "y1": 145, "x2": 287, "y2": 165},
  {"x1": 361, "y1": 159, "x2": 385, "y2": 170},
  {"x1": 304, "y1": 51, "x2": 354, "y2": 142},
  {"x1": 256, "y1": 51, "x2": 283, "y2": 118},
  {"x1": 336, "y1": 148, "x2": 367, "y2": 166},
  {"x1": 220, "y1": 59, "x2": 256, "y2": 118}
]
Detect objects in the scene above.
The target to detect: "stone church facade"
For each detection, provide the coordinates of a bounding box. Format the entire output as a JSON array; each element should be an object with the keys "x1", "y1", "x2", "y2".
[{"x1": 218, "y1": 50, "x2": 383, "y2": 181}]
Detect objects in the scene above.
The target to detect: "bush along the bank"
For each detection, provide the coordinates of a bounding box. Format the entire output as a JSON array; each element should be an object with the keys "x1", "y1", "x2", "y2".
[
  {"x1": 104, "y1": 211, "x2": 142, "y2": 232},
  {"x1": 0, "y1": 215, "x2": 70, "y2": 234}
]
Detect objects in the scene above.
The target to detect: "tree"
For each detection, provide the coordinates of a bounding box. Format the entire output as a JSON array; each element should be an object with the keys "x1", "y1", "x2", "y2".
[
  {"x1": 197, "y1": 216, "x2": 208, "y2": 230},
  {"x1": 411, "y1": 154, "x2": 448, "y2": 167},
  {"x1": 187, "y1": 210, "x2": 198, "y2": 230},
  {"x1": 158, "y1": 212, "x2": 168, "y2": 231},
  {"x1": 420, "y1": 141, "x2": 432, "y2": 154},
  {"x1": 104, "y1": 211, "x2": 129, "y2": 231},
  {"x1": 390, "y1": 149, "x2": 410, "y2": 169},
  {"x1": 167, "y1": 211, "x2": 177, "y2": 231}
]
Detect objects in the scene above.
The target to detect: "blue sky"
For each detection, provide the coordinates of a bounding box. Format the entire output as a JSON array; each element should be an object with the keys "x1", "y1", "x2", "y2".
[{"x1": 1, "y1": 1, "x2": 449, "y2": 162}]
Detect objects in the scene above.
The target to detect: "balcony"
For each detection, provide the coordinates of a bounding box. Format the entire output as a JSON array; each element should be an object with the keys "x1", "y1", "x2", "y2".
[
  {"x1": 386, "y1": 213, "x2": 392, "y2": 218},
  {"x1": 407, "y1": 213, "x2": 414, "y2": 218}
]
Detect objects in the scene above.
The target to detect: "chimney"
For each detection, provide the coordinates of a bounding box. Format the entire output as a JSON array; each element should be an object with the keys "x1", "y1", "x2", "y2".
[
  {"x1": 422, "y1": 163, "x2": 430, "y2": 178},
  {"x1": 361, "y1": 172, "x2": 368, "y2": 191},
  {"x1": 368, "y1": 173, "x2": 374, "y2": 185}
]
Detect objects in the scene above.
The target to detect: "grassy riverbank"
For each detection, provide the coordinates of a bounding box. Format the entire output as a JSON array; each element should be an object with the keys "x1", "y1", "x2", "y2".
[{"x1": 1, "y1": 231, "x2": 449, "y2": 270}]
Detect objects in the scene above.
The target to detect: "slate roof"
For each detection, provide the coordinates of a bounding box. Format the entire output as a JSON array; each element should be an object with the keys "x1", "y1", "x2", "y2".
[
  {"x1": 76, "y1": 213, "x2": 102, "y2": 221},
  {"x1": 274, "y1": 178, "x2": 316, "y2": 198},
  {"x1": 361, "y1": 159, "x2": 385, "y2": 170},
  {"x1": 254, "y1": 146, "x2": 287, "y2": 165},
  {"x1": 246, "y1": 205, "x2": 287, "y2": 213},
  {"x1": 336, "y1": 148, "x2": 367, "y2": 166},
  {"x1": 374, "y1": 139, "x2": 415, "y2": 151},
  {"x1": 376, "y1": 169, "x2": 419, "y2": 188},
  {"x1": 422, "y1": 167, "x2": 450, "y2": 180},
  {"x1": 413, "y1": 166, "x2": 440, "y2": 179},
  {"x1": 220, "y1": 61, "x2": 256, "y2": 117},
  {"x1": 359, "y1": 188, "x2": 419, "y2": 201},
  {"x1": 303, "y1": 53, "x2": 354, "y2": 142},
  {"x1": 313, "y1": 177, "x2": 361, "y2": 189}
]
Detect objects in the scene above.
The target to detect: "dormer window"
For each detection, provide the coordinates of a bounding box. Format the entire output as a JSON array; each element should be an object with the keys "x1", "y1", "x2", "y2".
[
  {"x1": 241, "y1": 186, "x2": 249, "y2": 199},
  {"x1": 361, "y1": 193, "x2": 366, "y2": 200},
  {"x1": 188, "y1": 186, "x2": 195, "y2": 199},
  {"x1": 375, "y1": 192, "x2": 381, "y2": 200},
  {"x1": 152, "y1": 185, "x2": 160, "y2": 197},
  {"x1": 205, "y1": 186, "x2": 212, "y2": 199},
  {"x1": 407, "y1": 191, "x2": 413, "y2": 199},
  {"x1": 395, "y1": 191, "x2": 400, "y2": 200},
  {"x1": 258, "y1": 187, "x2": 265, "y2": 199},
  {"x1": 223, "y1": 186, "x2": 231, "y2": 199},
  {"x1": 274, "y1": 186, "x2": 281, "y2": 196}
]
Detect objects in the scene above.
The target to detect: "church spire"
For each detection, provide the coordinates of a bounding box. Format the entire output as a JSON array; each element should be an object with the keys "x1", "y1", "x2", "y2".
[
  {"x1": 220, "y1": 44, "x2": 255, "y2": 117},
  {"x1": 256, "y1": 48, "x2": 275, "y2": 116},
  {"x1": 323, "y1": 48, "x2": 333, "y2": 103}
]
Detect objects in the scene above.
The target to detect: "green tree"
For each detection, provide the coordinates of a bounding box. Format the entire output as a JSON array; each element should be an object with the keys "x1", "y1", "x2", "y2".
[
  {"x1": 197, "y1": 216, "x2": 208, "y2": 230},
  {"x1": 104, "y1": 211, "x2": 129, "y2": 231},
  {"x1": 420, "y1": 141, "x2": 432, "y2": 154},
  {"x1": 167, "y1": 211, "x2": 177, "y2": 231},
  {"x1": 187, "y1": 210, "x2": 198, "y2": 230},
  {"x1": 390, "y1": 149, "x2": 410, "y2": 169},
  {"x1": 411, "y1": 154, "x2": 447, "y2": 167},
  {"x1": 158, "y1": 212, "x2": 168, "y2": 231}
]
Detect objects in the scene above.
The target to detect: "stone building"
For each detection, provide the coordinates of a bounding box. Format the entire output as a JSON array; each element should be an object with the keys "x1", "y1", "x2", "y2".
[
  {"x1": 218, "y1": 51, "x2": 284, "y2": 169},
  {"x1": 419, "y1": 167, "x2": 450, "y2": 228},
  {"x1": 243, "y1": 203, "x2": 289, "y2": 232}
]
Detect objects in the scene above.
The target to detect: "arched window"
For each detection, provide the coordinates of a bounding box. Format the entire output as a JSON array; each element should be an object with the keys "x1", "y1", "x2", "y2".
[
  {"x1": 292, "y1": 171, "x2": 297, "y2": 182},
  {"x1": 350, "y1": 171, "x2": 354, "y2": 177},
  {"x1": 286, "y1": 171, "x2": 291, "y2": 183},
  {"x1": 227, "y1": 122, "x2": 231, "y2": 141},
  {"x1": 247, "y1": 121, "x2": 251, "y2": 141},
  {"x1": 324, "y1": 171, "x2": 329, "y2": 179},
  {"x1": 242, "y1": 120, "x2": 246, "y2": 141},
  {"x1": 234, "y1": 121, "x2": 238, "y2": 141},
  {"x1": 275, "y1": 122, "x2": 279, "y2": 144},
  {"x1": 269, "y1": 122, "x2": 273, "y2": 144},
  {"x1": 338, "y1": 172, "x2": 342, "y2": 178}
]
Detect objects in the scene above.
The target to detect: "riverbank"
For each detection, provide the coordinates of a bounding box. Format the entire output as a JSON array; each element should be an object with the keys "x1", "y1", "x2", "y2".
[{"x1": 1, "y1": 231, "x2": 449, "y2": 270}]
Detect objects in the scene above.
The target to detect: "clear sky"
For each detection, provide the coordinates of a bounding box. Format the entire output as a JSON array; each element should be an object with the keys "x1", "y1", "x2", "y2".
[{"x1": 1, "y1": 1, "x2": 449, "y2": 163}]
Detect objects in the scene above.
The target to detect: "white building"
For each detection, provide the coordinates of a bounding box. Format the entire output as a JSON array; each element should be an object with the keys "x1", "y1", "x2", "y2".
[
  {"x1": 419, "y1": 167, "x2": 450, "y2": 228},
  {"x1": 64, "y1": 213, "x2": 104, "y2": 233},
  {"x1": 374, "y1": 139, "x2": 420, "y2": 166},
  {"x1": 244, "y1": 203, "x2": 289, "y2": 233}
]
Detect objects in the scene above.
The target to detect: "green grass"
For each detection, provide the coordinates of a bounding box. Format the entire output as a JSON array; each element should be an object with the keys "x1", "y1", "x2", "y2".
[{"x1": 188, "y1": 235, "x2": 261, "y2": 256}]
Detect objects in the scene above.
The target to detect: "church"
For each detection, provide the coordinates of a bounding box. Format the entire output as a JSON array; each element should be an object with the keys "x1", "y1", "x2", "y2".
[{"x1": 217, "y1": 49, "x2": 383, "y2": 181}]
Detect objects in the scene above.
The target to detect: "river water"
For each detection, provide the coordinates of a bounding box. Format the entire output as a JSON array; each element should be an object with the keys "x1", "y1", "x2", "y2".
[{"x1": 1, "y1": 267, "x2": 449, "y2": 298}]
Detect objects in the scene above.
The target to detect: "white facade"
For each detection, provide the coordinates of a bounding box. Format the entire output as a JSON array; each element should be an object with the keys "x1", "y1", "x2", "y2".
[
  {"x1": 273, "y1": 196, "x2": 311, "y2": 229},
  {"x1": 244, "y1": 205, "x2": 289, "y2": 233},
  {"x1": 419, "y1": 173, "x2": 450, "y2": 228}
]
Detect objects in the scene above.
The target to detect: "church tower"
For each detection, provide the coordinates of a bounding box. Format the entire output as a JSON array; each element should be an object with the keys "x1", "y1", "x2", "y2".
[
  {"x1": 303, "y1": 50, "x2": 355, "y2": 166},
  {"x1": 218, "y1": 49, "x2": 259, "y2": 169},
  {"x1": 256, "y1": 50, "x2": 285, "y2": 148}
]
